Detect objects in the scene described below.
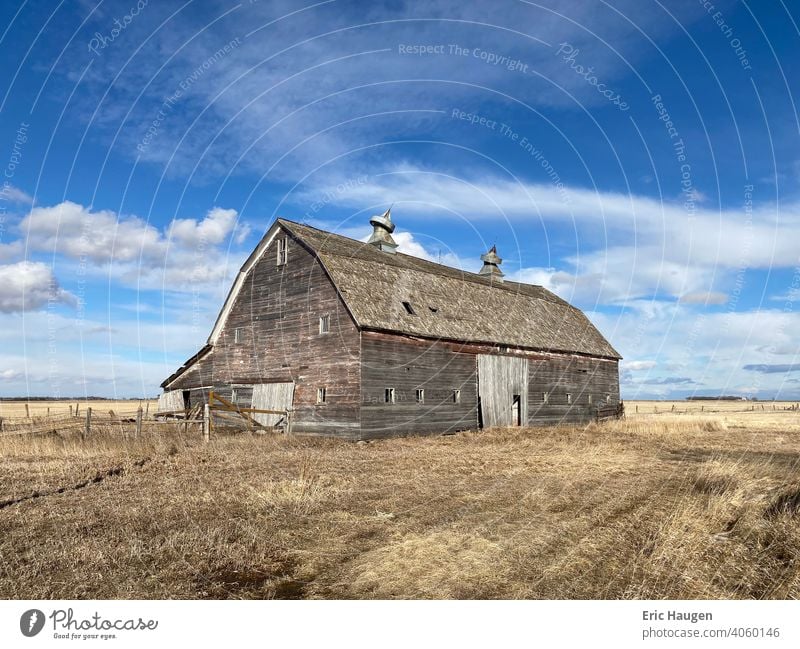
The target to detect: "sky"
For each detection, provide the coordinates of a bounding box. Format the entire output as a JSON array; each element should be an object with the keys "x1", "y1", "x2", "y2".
[{"x1": 0, "y1": 0, "x2": 799, "y2": 399}]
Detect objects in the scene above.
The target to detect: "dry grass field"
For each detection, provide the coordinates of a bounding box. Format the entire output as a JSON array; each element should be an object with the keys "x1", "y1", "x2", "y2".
[
  {"x1": 0, "y1": 399, "x2": 157, "y2": 419},
  {"x1": 1, "y1": 401, "x2": 799, "y2": 599}
]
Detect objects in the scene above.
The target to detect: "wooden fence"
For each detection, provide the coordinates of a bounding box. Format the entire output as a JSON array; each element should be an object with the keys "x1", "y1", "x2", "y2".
[
  {"x1": 152, "y1": 390, "x2": 292, "y2": 442},
  {"x1": 0, "y1": 405, "x2": 196, "y2": 440}
]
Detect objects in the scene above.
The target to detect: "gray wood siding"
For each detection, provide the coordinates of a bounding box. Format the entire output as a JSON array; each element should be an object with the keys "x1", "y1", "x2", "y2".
[
  {"x1": 360, "y1": 332, "x2": 478, "y2": 439},
  {"x1": 166, "y1": 353, "x2": 214, "y2": 393},
  {"x1": 169, "y1": 227, "x2": 362, "y2": 438},
  {"x1": 527, "y1": 355, "x2": 620, "y2": 424}
]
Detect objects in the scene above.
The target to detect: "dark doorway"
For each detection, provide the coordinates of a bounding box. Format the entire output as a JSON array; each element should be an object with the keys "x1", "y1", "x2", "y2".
[{"x1": 512, "y1": 394, "x2": 521, "y2": 426}]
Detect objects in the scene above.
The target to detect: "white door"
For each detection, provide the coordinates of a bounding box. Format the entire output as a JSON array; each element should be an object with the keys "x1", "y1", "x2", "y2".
[
  {"x1": 478, "y1": 355, "x2": 528, "y2": 428},
  {"x1": 251, "y1": 382, "x2": 295, "y2": 427}
]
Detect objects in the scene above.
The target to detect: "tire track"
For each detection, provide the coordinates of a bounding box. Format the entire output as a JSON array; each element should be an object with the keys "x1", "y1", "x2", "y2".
[{"x1": 0, "y1": 458, "x2": 150, "y2": 510}]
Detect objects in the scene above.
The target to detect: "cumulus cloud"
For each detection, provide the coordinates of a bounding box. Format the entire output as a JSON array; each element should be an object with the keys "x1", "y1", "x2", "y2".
[
  {"x1": 20, "y1": 201, "x2": 164, "y2": 264},
  {"x1": 0, "y1": 369, "x2": 22, "y2": 381},
  {"x1": 17, "y1": 201, "x2": 249, "y2": 291},
  {"x1": 169, "y1": 207, "x2": 243, "y2": 247},
  {"x1": 0, "y1": 261, "x2": 76, "y2": 312},
  {"x1": 21, "y1": 201, "x2": 247, "y2": 262}
]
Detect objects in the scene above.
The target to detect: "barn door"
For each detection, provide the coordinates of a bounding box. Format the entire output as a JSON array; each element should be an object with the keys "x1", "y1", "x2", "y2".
[
  {"x1": 477, "y1": 355, "x2": 528, "y2": 428},
  {"x1": 251, "y1": 382, "x2": 295, "y2": 427}
]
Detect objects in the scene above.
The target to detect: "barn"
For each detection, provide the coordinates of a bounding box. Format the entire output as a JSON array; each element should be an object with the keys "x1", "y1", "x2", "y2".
[{"x1": 159, "y1": 209, "x2": 621, "y2": 439}]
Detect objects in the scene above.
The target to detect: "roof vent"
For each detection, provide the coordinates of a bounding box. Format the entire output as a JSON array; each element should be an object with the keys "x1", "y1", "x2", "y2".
[
  {"x1": 479, "y1": 245, "x2": 504, "y2": 281},
  {"x1": 367, "y1": 207, "x2": 398, "y2": 254}
]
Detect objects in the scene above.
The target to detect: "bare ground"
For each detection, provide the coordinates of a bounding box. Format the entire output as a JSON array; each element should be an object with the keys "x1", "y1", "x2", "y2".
[{"x1": 1, "y1": 414, "x2": 799, "y2": 599}]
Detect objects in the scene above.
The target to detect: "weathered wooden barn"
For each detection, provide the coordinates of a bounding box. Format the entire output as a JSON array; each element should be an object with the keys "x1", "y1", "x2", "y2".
[{"x1": 159, "y1": 209, "x2": 621, "y2": 439}]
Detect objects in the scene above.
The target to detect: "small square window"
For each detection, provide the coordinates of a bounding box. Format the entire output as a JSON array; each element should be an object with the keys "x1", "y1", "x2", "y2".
[
  {"x1": 543, "y1": 391, "x2": 549, "y2": 403},
  {"x1": 317, "y1": 388, "x2": 326, "y2": 404},
  {"x1": 402, "y1": 301, "x2": 415, "y2": 315},
  {"x1": 453, "y1": 389, "x2": 461, "y2": 404},
  {"x1": 234, "y1": 327, "x2": 242, "y2": 343},
  {"x1": 588, "y1": 394, "x2": 592, "y2": 404},
  {"x1": 319, "y1": 314, "x2": 330, "y2": 334},
  {"x1": 415, "y1": 389, "x2": 424, "y2": 404},
  {"x1": 277, "y1": 237, "x2": 288, "y2": 265},
  {"x1": 384, "y1": 388, "x2": 396, "y2": 404},
  {"x1": 567, "y1": 393, "x2": 572, "y2": 405},
  {"x1": 606, "y1": 394, "x2": 611, "y2": 403}
]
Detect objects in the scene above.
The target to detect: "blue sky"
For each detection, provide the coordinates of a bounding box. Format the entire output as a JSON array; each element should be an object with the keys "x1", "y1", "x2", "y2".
[{"x1": 0, "y1": 0, "x2": 799, "y2": 399}]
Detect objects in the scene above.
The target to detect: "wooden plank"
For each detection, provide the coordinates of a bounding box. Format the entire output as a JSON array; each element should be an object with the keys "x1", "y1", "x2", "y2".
[
  {"x1": 477, "y1": 355, "x2": 528, "y2": 428},
  {"x1": 157, "y1": 390, "x2": 184, "y2": 413},
  {"x1": 251, "y1": 383, "x2": 294, "y2": 427}
]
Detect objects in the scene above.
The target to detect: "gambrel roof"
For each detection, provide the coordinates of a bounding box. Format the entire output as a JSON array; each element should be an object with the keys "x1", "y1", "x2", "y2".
[
  {"x1": 276, "y1": 219, "x2": 620, "y2": 359},
  {"x1": 165, "y1": 217, "x2": 620, "y2": 388}
]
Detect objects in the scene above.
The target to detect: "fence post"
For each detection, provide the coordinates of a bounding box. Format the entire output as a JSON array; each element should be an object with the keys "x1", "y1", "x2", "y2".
[
  {"x1": 70, "y1": 405, "x2": 73, "y2": 417},
  {"x1": 135, "y1": 407, "x2": 142, "y2": 438},
  {"x1": 0, "y1": 417, "x2": 3, "y2": 433},
  {"x1": 203, "y1": 403, "x2": 210, "y2": 442},
  {"x1": 47, "y1": 406, "x2": 50, "y2": 419},
  {"x1": 25, "y1": 403, "x2": 30, "y2": 418},
  {"x1": 84, "y1": 407, "x2": 92, "y2": 440},
  {"x1": 145, "y1": 401, "x2": 150, "y2": 418},
  {"x1": 75, "y1": 403, "x2": 80, "y2": 417}
]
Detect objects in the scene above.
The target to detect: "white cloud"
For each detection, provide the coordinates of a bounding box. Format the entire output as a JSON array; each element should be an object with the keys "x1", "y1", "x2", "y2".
[
  {"x1": 21, "y1": 201, "x2": 164, "y2": 264},
  {"x1": 17, "y1": 201, "x2": 248, "y2": 291},
  {"x1": 0, "y1": 369, "x2": 22, "y2": 381},
  {"x1": 169, "y1": 207, "x2": 241, "y2": 247},
  {"x1": 624, "y1": 360, "x2": 657, "y2": 371},
  {"x1": 0, "y1": 183, "x2": 32, "y2": 204},
  {"x1": 589, "y1": 306, "x2": 800, "y2": 399},
  {"x1": 679, "y1": 291, "x2": 728, "y2": 305},
  {"x1": 0, "y1": 261, "x2": 75, "y2": 313},
  {"x1": 302, "y1": 170, "x2": 800, "y2": 306}
]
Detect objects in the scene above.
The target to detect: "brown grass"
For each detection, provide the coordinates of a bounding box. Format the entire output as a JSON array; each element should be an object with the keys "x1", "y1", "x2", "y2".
[
  {"x1": 1, "y1": 408, "x2": 799, "y2": 599},
  {"x1": 0, "y1": 399, "x2": 157, "y2": 419}
]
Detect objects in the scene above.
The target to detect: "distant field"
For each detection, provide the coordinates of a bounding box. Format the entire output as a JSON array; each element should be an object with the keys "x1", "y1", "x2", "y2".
[
  {"x1": 627, "y1": 400, "x2": 800, "y2": 430},
  {"x1": 629, "y1": 399, "x2": 799, "y2": 414},
  {"x1": 1, "y1": 407, "x2": 799, "y2": 599},
  {"x1": 0, "y1": 399, "x2": 158, "y2": 419}
]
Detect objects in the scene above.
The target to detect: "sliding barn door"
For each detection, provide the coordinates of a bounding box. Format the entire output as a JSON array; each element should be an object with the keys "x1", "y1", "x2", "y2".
[
  {"x1": 251, "y1": 382, "x2": 295, "y2": 426},
  {"x1": 477, "y1": 355, "x2": 528, "y2": 428}
]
